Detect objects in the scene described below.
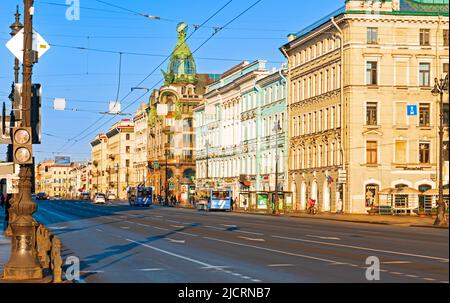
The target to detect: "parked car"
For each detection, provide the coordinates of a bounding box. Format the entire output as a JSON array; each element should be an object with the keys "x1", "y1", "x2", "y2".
[
  {"x1": 106, "y1": 193, "x2": 116, "y2": 201},
  {"x1": 93, "y1": 193, "x2": 106, "y2": 205},
  {"x1": 80, "y1": 192, "x2": 91, "y2": 200},
  {"x1": 36, "y1": 192, "x2": 49, "y2": 200}
]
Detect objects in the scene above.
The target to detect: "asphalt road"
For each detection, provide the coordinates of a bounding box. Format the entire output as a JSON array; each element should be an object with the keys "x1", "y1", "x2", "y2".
[{"x1": 33, "y1": 200, "x2": 449, "y2": 283}]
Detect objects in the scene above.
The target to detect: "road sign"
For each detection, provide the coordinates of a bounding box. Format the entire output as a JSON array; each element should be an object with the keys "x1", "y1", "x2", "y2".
[
  {"x1": 6, "y1": 29, "x2": 50, "y2": 63},
  {"x1": 407, "y1": 105, "x2": 417, "y2": 116}
]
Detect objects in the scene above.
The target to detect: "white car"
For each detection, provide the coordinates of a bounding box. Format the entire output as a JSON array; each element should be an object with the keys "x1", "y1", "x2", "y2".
[
  {"x1": 93, "y1": 194, "x2": 106, "y2": 204},
  {"x1": 107, "y1": 193, "x2": 116, "y2": 200}
]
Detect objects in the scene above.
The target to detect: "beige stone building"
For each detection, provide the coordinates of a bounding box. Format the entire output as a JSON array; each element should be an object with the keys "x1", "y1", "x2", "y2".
[
  {"x1": 280, "y1": 0, "x2": 449, "y2": 214},
  {"x1": 105, "y1": 119, "x2": 134, "y2": 199},
  {"x1": 35, "y1": 160, "x2": 73, "y2": 198},
  {"x1": 133, "y1": 102, "x2": 149, "y2": 186},
  {"x1": 90, "y1": 133, "x2": 108, "y2": 194}
]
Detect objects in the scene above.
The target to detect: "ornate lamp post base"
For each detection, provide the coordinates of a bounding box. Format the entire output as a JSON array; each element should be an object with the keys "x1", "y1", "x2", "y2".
[{"x1": 3, "y1": 216, "x2": 42, "y2": 280}]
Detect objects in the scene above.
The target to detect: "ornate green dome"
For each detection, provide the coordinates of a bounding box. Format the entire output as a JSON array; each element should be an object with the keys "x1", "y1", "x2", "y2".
[{"x1": 162, "y1": 22, "x2": 198, "y2": 85}]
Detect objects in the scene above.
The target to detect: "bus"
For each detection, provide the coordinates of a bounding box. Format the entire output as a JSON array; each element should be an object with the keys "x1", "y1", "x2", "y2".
[
  {"x1": 127, "y1": 187, "x2": 153, "y2": 207},
  {"x1": 208, "y1": 189, "x2": 232, "y2": 211}
]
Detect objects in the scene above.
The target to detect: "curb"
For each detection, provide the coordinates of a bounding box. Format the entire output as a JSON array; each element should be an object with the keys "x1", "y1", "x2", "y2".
[
  {"x1": 229, "y1": 210, "x2": 442, "y2": 228},
  {"x1": 409, "y1": 224, "x2": 449, "y2": 229}
]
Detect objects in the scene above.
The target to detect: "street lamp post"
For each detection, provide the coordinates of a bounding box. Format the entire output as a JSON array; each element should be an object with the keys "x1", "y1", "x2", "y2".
[
  {"x1": 205, "y1": 139, "x2": 210, "y2": 181},
  {"x1": 431, "y1": 74, "x2": 449, "y2": 227},
  {"x1": 273, "y1": 120, "x2": 281, "y2": 215},
  {"x1": 4, "y1": 0, "x2": 43, "y2": 280},
  {"x1": 165, "y1": 145, "x2": 169, "y2": 205},
  {"x1": 115, "y1": 164, "x2": 119, "y2": 199}
]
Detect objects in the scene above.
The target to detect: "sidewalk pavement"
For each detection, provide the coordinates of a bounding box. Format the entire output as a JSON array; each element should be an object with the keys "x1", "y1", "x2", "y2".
[
  {"x1": 175, "y1": 204, "x2": 448, "y2": 229},
  {"x1": 0, "y1": 210, "x2": 11, "y2": 274}
]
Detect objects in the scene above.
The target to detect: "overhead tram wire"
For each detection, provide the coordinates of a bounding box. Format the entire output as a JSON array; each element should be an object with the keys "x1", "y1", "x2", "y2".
[
  {"x1": 58, "y1": 0, "x2": 264, "y2": 155},
  {"x1": 53, "y1": 0, "x2": 235, "y2": 154},
  {"x1": 55, "y1": 51, "x2": 124, "y2": 153},
  {"x1": 47, "y1": 43, "x2": 284, "y2": 64}
]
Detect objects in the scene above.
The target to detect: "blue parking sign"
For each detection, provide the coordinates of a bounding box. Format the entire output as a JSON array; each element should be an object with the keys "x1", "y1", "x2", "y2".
[{"x1": 407, "y1": 105, "x2": 417, "y2": 116}]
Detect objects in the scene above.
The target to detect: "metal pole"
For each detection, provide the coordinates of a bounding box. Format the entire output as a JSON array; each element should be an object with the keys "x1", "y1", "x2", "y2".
[
  {"x1": 206, "y1": 140, "x2": 209, "y2": 180},
  {"x1": 5, "y1": 5, "x2": 24, "y2": 237},
  {"x1": 4, "y1": 0, "x2": 43, "y2": 280},
  {"x1": 116, "y1": 165, "x2": 119, "y2": 199},
  {"x1": 274, "y1": 122, "x2": 279, "y2": 215},
  {"x1": 432, "y1": 75, "x2": 448, "y2": 226},
  {"x1": 165, "y1": 149, "x2": 168, "y2": 204}
]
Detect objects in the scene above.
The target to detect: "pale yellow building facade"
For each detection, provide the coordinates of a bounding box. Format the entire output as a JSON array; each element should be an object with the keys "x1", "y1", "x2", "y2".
[{"x1": 281, "y1": 0, "x2": 449, "y2": 214}]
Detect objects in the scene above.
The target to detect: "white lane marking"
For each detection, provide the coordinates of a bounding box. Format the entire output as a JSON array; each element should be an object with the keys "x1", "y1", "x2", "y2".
[
  {"x1": 203, "y1": 237, "x2": 341, "y2": 264},
  {"x1": 383, "y1": 261, "x2": 412, "y2": 264},
  {"x1": 126, "y1": 238, "x2": 223, "y2": 268},
  {"x1": 268, "y1": 264, "x2": 294, "y2": 267},
  {"x1": 126, "y1": 238, "x2": 260, "y2": 282},
  {"x1": 236, "y1": 230, "x2": 264, "y2": 236},
  {"x1": 237, "y1": 236, "x2": 265, "y2": 242},
  {"x1": 171, "y1": 225, "x2": 185, "y2": 228},
  {"x1": 155, "y1": 215, "x2": 163, "y2": 218},
  {"x1": 406, "y1": 274, "x2": 419, "y2": 278},
  {"x1": 136, "y1": 223, "x2": 150, "y2": 227},
  {"x1": 252, "y1": 279, "x2": 262, "y2": 282},
  {"x1": 151, "y1": 226, "x2": 170, "y2": 232},
  {"x1": 306, "y1": 234, "x2": 341, "y2": 241},
  {"x1": 201, "y1": 266, "x2": 231, "y2": 270},
  {"x1": 328, "y1": 262, "x2": 349, "y2": 266},
  {"x1": 390, "y1": 272, "x2": 403, "y2": 275},
  {"x1": 120, "y1": 226, "x2": 130, "y2": 229},
  {"x1": 175, "y1": 231, "x2": 198, "y2": 237},
  {"x1": 80, "y1": 270, "x2": 105, "y2": 273},
  {"x1": 48, "y1": 226, "x2": 67, "y2": 230},
  {"x1": 423, "y1": 277, "x2": 436, "y2": 281},
  {"x1": 136, "y1": 268, "x2": 164, "y2": 271},
  {"x1": 166, "y1": 238, "x2": 186, "y2": 244},
  {"x1": 272, "y1": 235, "x2": 449, "y2": 262},
  {"x1": 205, "y1": 225, "x2": 224, "y2": 230},
  {"x1": 221, "y1": 224, "x2": 237, "y2": 228},
  {"x1": 95, "y1": 229, "x2": 104, "y2": 232}
]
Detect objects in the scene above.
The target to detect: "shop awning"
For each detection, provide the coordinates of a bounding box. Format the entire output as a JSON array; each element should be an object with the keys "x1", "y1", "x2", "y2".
[
  {"x1": 379, "y1": 187, "x2": 422, "y2": 195},
  {"x1": 423, "y1": 188, "x2": 450, "y2": 196},
  {"x1": 240, "y1": 181, "x2": 251, "y2": 187}
]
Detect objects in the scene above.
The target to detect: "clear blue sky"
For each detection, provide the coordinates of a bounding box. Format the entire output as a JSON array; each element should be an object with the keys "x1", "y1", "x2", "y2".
[{"x1": 0, "y1": 0, "x2": 343, "y2": 163}]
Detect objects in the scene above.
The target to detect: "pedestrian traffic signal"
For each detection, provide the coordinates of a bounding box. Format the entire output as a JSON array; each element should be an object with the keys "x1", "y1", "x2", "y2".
[{"x1": 12, "y1": 127, "x2": 33, "y2": 164}]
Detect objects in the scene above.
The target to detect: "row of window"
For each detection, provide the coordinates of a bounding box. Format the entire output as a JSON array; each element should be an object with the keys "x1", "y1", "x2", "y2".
[
  {"x1": 292, "y1": 105, "x2": 341, "y2": 137},
  {"x1": 365, "y1": 141, "x2": 437, "y2": 165},
  {"x1": 291, "y1": 28, "x2": 448, "y2": 68},
  {"x1": 291, "y1": 36, "x2": 341, "y2": 67},
  {"x1": 366, "y1": 62, "x2": 448, "y2": 86},
  {"x1": 197, "y1": 152, "x2": 285, "y2": 179},
  {"x1": 365, "y1": 101, "x2": 450, "y2": 127},
  {"x1": 291, "y1": 141, "x2": 342, "y2": 170},
  {"x1": 292, "y1": 64, "x2": 340, "y2": 102}
]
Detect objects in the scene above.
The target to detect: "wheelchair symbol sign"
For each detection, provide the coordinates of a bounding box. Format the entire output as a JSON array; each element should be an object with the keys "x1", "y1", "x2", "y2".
[{"x1": 407, "y1": 105, "x2": 417, "y2": 116}]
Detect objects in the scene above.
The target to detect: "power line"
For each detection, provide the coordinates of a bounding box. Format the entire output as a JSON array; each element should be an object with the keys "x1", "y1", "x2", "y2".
[
  {"x1": 54, "y1": 0, "x2": 235, "y2": 154},
  {"x1": 47, "y1": 42, "x2": 284, "y2": 63},
  {"x1": 58, "y1": 0, "x2": 265, "y2": 154}
]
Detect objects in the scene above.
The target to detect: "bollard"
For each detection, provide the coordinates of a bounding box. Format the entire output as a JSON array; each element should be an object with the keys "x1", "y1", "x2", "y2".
[{"x1": 50, "y1": 236, "x2": 63, "y2": 283}]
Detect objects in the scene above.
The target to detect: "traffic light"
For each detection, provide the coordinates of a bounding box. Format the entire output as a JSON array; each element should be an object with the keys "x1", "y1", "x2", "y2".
[{"x1": 12, "y1": 126, "x2": 33, "y2": 164}]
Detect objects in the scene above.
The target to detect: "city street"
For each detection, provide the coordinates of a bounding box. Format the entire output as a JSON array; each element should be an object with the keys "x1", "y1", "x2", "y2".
[{"x1": 33, "y1": 200, "x2": 449, "y2": 283}]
